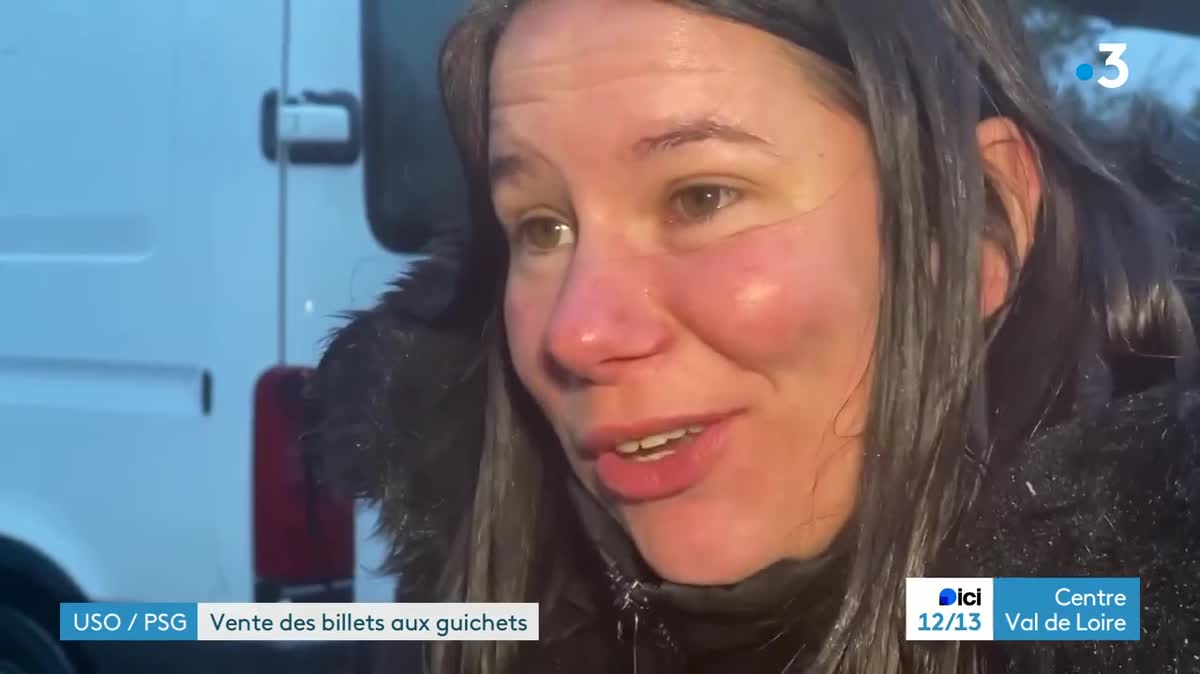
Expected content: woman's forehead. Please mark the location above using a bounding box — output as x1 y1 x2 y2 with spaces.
490 0 809 106
488 1 834 153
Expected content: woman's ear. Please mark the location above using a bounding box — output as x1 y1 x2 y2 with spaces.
977 117 1042 319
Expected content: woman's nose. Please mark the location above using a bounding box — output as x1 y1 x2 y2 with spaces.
542 252 671 385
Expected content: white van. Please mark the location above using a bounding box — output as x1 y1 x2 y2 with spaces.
0 1 466 671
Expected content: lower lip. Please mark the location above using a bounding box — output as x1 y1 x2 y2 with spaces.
593 418 733 502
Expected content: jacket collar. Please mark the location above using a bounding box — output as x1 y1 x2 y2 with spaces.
563 478 851 659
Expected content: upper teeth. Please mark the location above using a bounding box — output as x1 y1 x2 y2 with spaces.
615 425 705 454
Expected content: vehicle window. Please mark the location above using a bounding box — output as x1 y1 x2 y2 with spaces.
360 1 469 253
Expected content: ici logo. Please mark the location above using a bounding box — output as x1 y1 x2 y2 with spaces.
938 587 982 606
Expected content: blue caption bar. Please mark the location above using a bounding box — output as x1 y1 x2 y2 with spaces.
993 578 1140 641
60 603 198 641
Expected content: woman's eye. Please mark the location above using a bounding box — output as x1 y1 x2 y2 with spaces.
670 184 741 222
515 217 576 251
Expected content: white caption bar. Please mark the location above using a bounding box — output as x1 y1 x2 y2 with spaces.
195 603 539 641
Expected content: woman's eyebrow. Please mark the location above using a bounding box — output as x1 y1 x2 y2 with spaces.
490 154 528 191
488 117 778 190
632 117 778 158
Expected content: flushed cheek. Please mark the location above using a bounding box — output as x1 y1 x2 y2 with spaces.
660 222 879 371
504 280 556 396
640 220 876 559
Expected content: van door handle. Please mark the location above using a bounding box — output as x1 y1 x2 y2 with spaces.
260 89 362 165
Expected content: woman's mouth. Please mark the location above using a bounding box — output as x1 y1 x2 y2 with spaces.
614 424 706 462
585 414 737 502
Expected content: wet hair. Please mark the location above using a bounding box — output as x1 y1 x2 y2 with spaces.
310 1 1200 673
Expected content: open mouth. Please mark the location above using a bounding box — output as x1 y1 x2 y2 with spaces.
613 424 706 462
585 413 738 502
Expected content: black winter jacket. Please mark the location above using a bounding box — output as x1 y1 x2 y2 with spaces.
310 245 1200 673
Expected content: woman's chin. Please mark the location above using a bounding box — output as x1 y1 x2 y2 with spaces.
639 541 771 586
624 514 777 587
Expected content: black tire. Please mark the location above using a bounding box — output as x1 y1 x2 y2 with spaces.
0 606 75 674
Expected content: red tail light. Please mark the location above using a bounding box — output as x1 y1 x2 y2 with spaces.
253 366 353 597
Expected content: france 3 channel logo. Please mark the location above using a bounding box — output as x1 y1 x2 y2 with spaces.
1074 43 1129 89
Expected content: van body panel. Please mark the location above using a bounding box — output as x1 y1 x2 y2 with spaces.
0 0 285 602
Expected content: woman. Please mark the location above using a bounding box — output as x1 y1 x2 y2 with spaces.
311 0 1200 672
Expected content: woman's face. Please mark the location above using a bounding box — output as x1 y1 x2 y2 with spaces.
491 0 881 585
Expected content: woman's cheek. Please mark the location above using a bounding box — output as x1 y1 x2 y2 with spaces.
662 224 873 366
504 279 551 387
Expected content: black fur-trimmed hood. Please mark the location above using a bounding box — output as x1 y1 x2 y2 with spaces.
947 385 1200 673
307 237 490 597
